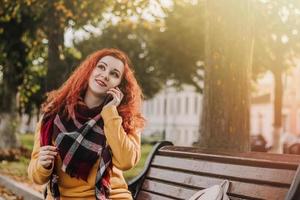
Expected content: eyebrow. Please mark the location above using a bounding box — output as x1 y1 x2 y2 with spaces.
112 69 121 75
99 61 107 66
99 61 121 74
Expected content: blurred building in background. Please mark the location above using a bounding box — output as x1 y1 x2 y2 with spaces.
142 84 202 146
250 73 274 149
143 65 300 148
251 65 300 151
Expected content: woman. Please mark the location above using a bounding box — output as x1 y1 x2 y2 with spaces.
28 48 145 200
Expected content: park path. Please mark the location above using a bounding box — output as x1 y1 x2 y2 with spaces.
0 174 42 200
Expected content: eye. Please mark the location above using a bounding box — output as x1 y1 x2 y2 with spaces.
111 71 120 78
97 64 106 71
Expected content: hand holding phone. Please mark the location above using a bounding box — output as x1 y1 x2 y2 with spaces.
103 87 124 108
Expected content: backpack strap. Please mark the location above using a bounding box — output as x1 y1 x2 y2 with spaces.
220 180 230 200
220 180 230 192
188 180 231 200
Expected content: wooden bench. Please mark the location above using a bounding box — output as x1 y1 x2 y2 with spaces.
128 141 300 200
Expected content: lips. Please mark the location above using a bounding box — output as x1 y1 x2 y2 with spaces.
95 79 107 87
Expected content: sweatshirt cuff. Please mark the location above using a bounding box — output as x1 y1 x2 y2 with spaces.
101 106 120 121
36 161 54 176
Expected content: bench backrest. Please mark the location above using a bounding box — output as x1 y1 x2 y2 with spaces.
136 144 300 200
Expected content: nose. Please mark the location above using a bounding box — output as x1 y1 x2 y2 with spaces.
103 75 109 81
102 71 109 81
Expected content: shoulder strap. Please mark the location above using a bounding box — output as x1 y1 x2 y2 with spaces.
220 180 230 200
188 180 231 200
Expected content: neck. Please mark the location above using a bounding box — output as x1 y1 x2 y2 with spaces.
84 90 105 109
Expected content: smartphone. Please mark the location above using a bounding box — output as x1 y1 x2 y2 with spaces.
103 93 113 105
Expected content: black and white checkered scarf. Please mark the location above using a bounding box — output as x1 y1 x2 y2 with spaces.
42 103 112 200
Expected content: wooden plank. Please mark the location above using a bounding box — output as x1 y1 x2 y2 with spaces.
146 167 289 200
141 179 268 200
159 146 300 168
141 179 196 200
151 155 295 185
229 197 246 200
137 191 177 200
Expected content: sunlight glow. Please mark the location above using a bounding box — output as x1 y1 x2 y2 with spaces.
281 35 289 44
279 6 289 23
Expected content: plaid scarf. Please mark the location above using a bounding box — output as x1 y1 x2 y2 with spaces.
41 102 112 200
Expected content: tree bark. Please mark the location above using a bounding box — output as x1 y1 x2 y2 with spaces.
0 113 20 148
197 0 254 152
271 67 283 152
0 18 29 149
44 2 67 92
0 81 19 148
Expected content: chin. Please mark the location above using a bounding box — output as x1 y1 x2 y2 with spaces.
89 86 106 96
94 90 106 97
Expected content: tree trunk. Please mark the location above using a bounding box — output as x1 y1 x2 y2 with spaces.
0 113 20 148
197 0 254 152
44 2 67 92
0 19 27 149
0 81 19 148
271 67 283 153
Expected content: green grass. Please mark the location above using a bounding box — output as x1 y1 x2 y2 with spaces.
124 144 153 181
0 134 33 180
0 156 30 180
18 133 34 150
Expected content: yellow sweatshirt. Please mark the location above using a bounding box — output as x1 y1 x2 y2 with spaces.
28 106 141 200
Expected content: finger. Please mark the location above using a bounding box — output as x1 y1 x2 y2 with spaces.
115 87 121 92
40 148 57 154
119 92 124 99
41 145 57 151
41 145 56 150
40 160 53 167
116 87 124 95
109 88 123 99
111 87 119 92
115 87 124 98
39 150 57 159
110 87 122 94
107 88 119 96
40 155 56 161
40 151 58 156
107 90 118 99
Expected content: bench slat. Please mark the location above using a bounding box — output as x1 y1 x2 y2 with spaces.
138 191 177 200
152 155 295 185
146 167 289 200
141 179 196 200
159 146 300 168
141 179 270 200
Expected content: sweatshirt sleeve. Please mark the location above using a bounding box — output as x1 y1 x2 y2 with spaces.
27 120 54 184
101 106 141 171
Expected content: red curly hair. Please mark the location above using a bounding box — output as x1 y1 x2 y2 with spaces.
42 48 145 135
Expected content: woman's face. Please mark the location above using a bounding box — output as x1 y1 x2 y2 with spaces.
87 55 125 97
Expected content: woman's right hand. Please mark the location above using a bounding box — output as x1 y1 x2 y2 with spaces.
38 145 58 169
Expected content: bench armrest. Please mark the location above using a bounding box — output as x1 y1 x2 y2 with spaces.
285 164 300 200
128 140 173 199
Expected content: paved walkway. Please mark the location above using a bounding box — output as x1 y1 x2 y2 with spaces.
0 174 42 200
